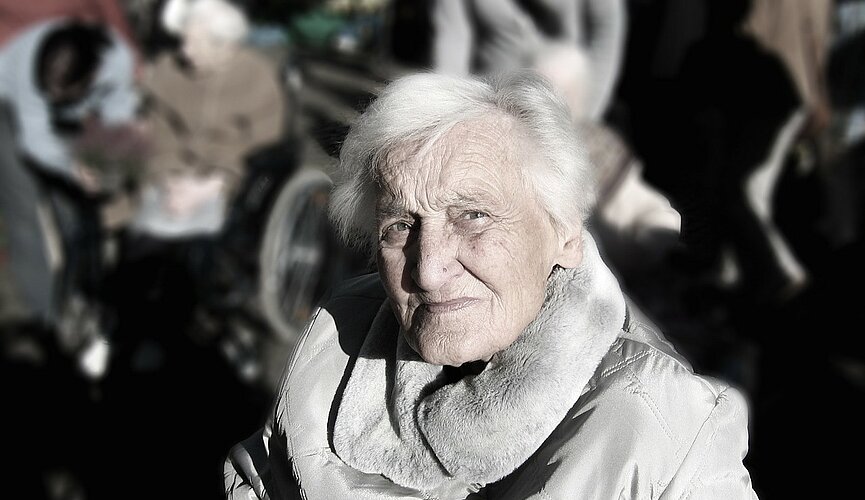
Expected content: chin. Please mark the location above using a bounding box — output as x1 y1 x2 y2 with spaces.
421 353 477 367
411 331 496 367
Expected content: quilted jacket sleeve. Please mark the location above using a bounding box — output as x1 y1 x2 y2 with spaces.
659 386 759 499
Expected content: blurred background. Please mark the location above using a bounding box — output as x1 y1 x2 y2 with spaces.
1 0 863 498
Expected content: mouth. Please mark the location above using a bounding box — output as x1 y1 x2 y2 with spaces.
422 298 481 314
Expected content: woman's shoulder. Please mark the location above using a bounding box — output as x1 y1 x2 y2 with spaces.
283 272 387 370
268 273 389 450
571 305 753 469
506 312 755 497
590 308 748 434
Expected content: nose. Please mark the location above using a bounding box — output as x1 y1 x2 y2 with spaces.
410 225 463 292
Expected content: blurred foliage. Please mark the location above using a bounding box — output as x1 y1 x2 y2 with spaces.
243 0 389 54
244 0 389 23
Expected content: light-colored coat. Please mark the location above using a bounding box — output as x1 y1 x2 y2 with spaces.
130 46 285 236
140 46 285 197
224 236 759 499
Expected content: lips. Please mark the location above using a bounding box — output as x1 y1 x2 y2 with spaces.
422 298 480 313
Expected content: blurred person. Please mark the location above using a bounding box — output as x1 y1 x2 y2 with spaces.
742 0 836 268
115 0 286 313
669 0 805 305
129 0 285 241
0 17 139 500
108 0 287 378
428 0 679 276
430 0 626 122
95 3 288 495
0 18 139 339
224 70 760 499
745 0 834 140
529 34 682 267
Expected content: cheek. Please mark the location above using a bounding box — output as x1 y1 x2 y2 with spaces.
377 249 414 316
377 250 403 287
471 232 552 311
468 231 549 282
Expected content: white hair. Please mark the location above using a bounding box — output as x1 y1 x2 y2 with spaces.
168 0 249 43
160 0 190 36
329 70 596 255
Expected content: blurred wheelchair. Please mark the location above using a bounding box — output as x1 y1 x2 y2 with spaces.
183 139 356 390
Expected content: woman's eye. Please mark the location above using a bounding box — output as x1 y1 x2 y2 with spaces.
381 221 411 241
463 211 488 221
389 221 411 232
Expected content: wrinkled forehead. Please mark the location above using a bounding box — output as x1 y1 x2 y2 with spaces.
376 112 534 186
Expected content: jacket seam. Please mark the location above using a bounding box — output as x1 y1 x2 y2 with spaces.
680 391 738 500
627 320 698 374
627 323 724 398
624 359 680 455
601 348 653 378
623 361 684 497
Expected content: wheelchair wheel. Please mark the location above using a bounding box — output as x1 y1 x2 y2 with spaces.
258 167 333 344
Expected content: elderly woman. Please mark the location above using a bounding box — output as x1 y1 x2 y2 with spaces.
224 71 759 499
131 0 285 237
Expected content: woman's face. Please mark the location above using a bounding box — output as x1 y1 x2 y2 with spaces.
376 116 578 366
181 19 231 72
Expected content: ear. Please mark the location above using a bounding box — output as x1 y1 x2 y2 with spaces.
555 226 583 269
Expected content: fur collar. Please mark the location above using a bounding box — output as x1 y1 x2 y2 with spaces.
332 234 626 494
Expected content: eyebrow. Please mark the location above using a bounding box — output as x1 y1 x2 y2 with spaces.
451 192 491 208
376 201 408 220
